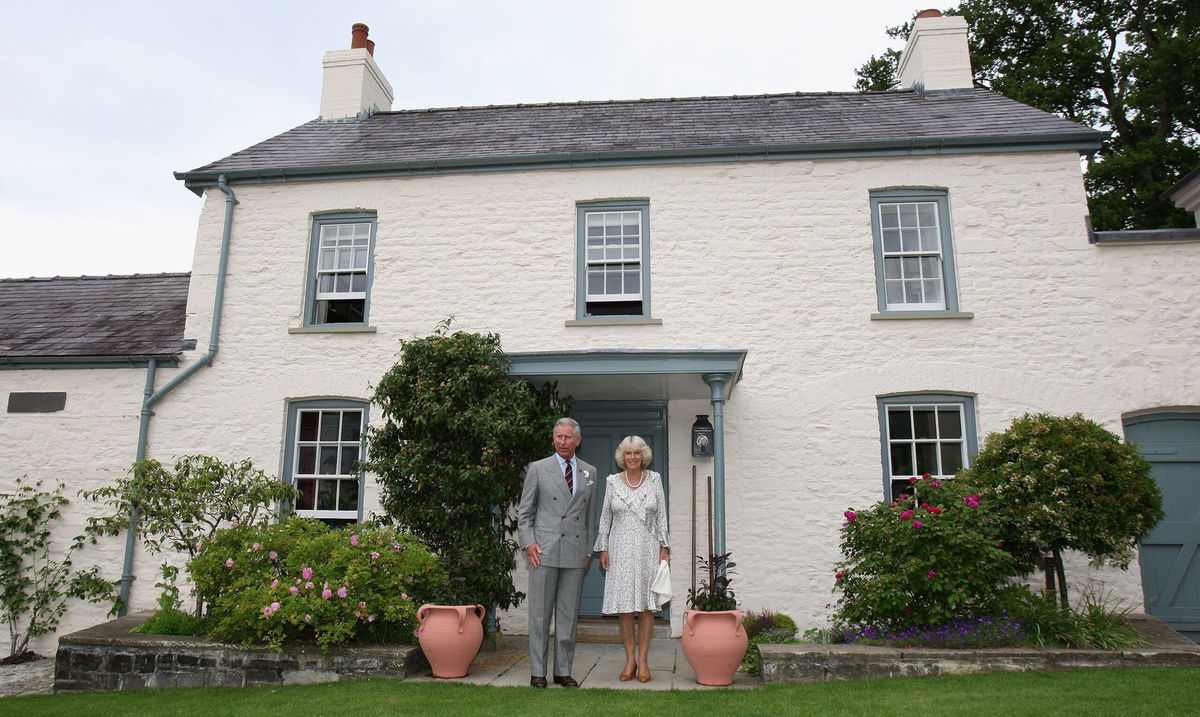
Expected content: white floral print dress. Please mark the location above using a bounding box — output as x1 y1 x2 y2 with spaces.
592 471 669 614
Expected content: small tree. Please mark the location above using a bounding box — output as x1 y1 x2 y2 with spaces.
361 321 570 617
1 479 118 659
958 413 1163 607
84 455 296 614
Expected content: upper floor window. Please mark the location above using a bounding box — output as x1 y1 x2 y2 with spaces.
283 399 367 526
878 393 977 501
576 201 651 319
869 190 959 313
307 213 376 326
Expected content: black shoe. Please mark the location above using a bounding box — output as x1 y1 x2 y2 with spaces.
553 675 579 687
530 676 548 688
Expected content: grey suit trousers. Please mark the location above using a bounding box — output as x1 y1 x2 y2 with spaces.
527 563 586 678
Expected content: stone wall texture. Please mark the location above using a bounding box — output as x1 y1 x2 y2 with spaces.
4 148 1198 653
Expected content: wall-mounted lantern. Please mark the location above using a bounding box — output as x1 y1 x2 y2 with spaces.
691 414 714 457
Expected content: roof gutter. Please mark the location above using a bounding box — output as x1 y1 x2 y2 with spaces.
117 175 237 615
176 132 1107 194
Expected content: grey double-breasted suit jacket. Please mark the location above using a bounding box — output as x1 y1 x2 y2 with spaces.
517 455 598 568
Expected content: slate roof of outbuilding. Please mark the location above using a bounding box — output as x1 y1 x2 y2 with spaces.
0 274 190 359
177 88 1103 188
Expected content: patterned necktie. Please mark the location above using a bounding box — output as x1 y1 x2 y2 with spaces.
564 461 574 494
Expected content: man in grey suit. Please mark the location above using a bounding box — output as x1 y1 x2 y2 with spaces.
517 417 597 688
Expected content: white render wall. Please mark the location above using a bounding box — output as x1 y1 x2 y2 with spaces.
8 147 1198 650
0 367 151 655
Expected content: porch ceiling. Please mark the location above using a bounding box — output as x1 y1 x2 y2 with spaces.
506 348 747 401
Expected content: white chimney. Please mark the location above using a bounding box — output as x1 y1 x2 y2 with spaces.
319 23 394 120
897 10 975 95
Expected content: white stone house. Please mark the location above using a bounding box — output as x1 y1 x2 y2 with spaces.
3 13 1199 654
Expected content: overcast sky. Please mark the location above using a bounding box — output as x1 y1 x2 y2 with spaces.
0 0 920 279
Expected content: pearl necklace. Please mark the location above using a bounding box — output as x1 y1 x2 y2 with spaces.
624 470 645 489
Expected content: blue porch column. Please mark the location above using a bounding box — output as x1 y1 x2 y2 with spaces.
702 372 733 556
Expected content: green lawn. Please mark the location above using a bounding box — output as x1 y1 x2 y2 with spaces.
4 667 1198 717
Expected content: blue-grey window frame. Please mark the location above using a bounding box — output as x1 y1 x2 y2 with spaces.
304 212 378 327
877 392 978 501
575 200 652 320
869 189 960 313
282 398 369 523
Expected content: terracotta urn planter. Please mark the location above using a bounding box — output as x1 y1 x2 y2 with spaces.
681 608 748 685
416 603 486 678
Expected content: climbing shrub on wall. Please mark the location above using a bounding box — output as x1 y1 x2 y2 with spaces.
361 320 570 615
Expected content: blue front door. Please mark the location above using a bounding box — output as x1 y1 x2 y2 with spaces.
1126 413 1200 643
570 401 668 618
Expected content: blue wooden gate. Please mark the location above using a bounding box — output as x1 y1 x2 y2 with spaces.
1125 413 1200 643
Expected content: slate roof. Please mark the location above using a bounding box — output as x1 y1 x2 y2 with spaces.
177 88 1103 190
0 274 190 360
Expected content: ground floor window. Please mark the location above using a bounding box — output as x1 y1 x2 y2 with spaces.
284 399 367 525
878 393 977 501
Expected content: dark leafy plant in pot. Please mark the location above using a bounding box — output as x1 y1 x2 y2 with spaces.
687 552 737 612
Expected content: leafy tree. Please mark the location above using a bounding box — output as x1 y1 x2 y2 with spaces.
1 479 118 659
855 1 1200 230
361 321 570 618
84 455 296 613
957 413 1163 607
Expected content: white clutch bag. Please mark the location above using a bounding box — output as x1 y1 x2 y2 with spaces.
651 559 672 608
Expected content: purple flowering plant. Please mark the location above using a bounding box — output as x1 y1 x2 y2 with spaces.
188 516 446 650
833 475 1028 636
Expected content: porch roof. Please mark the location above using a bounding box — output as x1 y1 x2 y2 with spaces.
506 348 746 401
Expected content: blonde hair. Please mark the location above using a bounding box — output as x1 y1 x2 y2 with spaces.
614 435 653 469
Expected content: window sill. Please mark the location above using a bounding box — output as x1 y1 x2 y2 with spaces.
288 325 378 334
565 317 663 327
870 311 974 321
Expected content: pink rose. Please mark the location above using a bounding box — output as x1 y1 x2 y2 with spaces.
262 607 272 616
371 552 380 559
252 543 262 551
270 579 279 589
270 602 280 611
225 558 235 568
322 588 333 599
350 534 359 546
368 616 375 623
269 551 278 560
843 510 857 523
927 506 942 515
899 510 914 520
289 586 299 595
928 570 937 578
912 520 924 528
305 614 312 623
337 587 348 599
964 494 981 508
302 567 313 580
359 601 367 608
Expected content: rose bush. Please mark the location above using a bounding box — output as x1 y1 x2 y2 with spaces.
833 475 1028 633
188 517 445 649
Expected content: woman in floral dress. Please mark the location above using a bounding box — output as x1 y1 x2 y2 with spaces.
593 435 670 682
